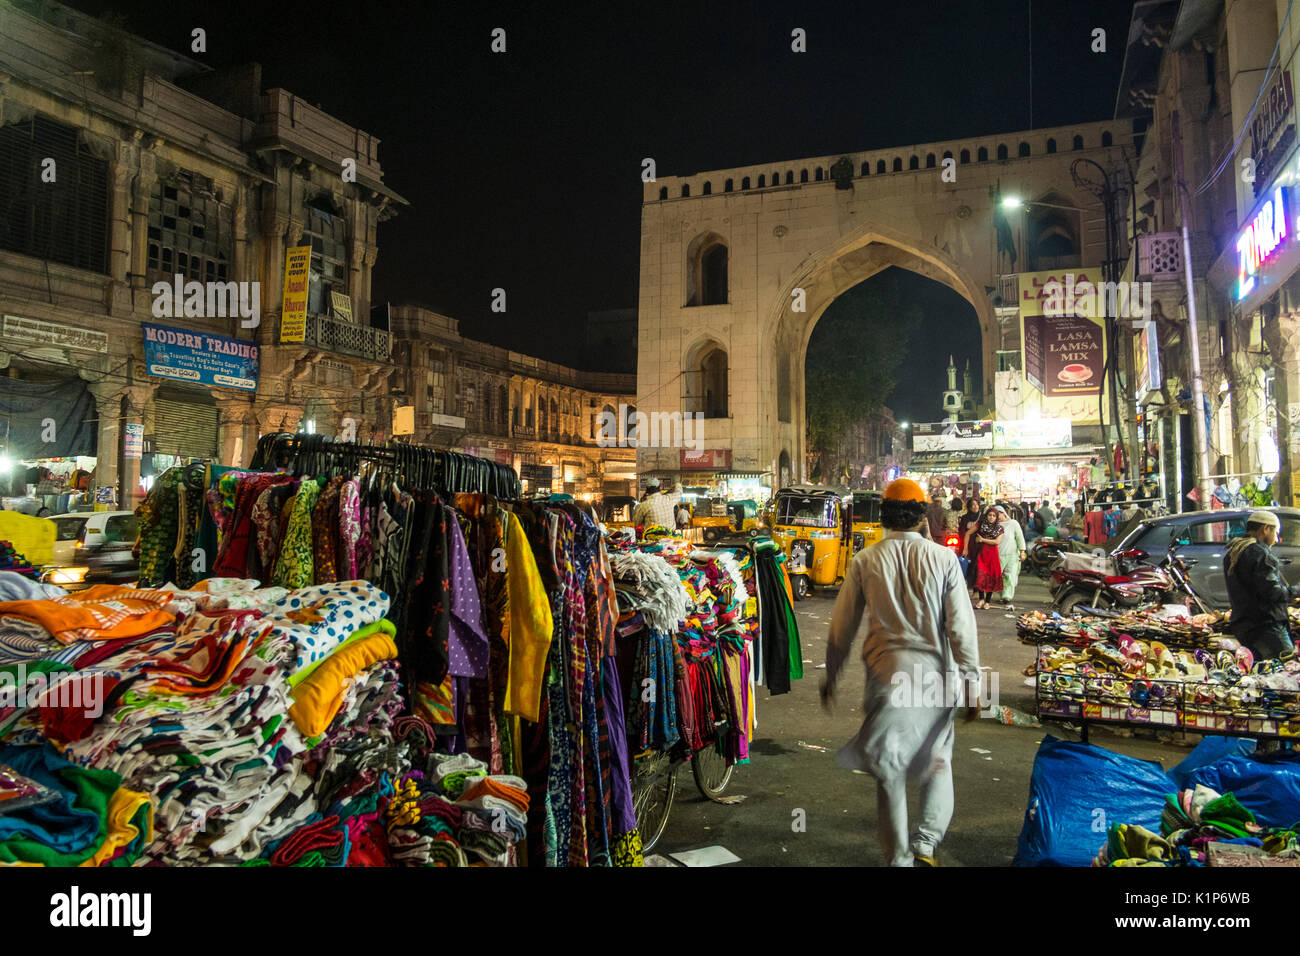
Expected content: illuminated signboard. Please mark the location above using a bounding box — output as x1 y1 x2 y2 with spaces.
1237 186 1291 299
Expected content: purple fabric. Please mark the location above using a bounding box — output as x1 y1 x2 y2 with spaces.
445 511 489 678
601 654 638 834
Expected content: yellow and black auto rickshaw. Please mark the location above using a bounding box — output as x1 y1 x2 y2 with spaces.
602 495 639 538
850 491 884 552
692 496 731 542
769 485 853 600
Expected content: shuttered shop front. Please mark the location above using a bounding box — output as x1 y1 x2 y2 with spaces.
151 393 218 459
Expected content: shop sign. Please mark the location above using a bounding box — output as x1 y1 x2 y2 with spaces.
1018 269 1106 318
142 323 259 391
1236 186 1291 300
991 419 1072 450
681 449 731 470
124 423 144 460
1021 309 1105 412
330 291 353 323
279 245 311 343
429 413 466 429
912 420 992 452
520 464 553 483
1250 70 1295 196
1133 320 1162 400
2 315 108 354
392 405 414 436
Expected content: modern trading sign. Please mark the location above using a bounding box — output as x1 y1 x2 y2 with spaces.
912 420 992 452
1236 186 1291 300
142 323 259 391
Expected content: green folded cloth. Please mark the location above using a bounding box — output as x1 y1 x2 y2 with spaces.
1200 793 1258 840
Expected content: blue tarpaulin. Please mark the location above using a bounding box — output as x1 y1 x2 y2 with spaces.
1014 735 1300 866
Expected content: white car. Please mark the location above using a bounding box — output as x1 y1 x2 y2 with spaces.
46 511 139 589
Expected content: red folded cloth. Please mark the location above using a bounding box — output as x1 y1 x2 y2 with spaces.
271 815 342 866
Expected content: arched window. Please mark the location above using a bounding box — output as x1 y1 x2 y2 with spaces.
1046 138 1057 154
960 149 970 164
511 391 520 427
539 395 548 434
658 187 667 200
926 153 936 168
681 184 690 197
600 404 615 444
1073 135 1084 150
892 158 902 172
757 174 765 188
724 178 734 192
786 170 794 184
589 414 596 440
772 171 779 184
1018 142 1030 157
741 176 750 190
1026 191 1082 270
860 162 869 176
997 144 1008 160
909 155 919 169
525 394 534 429
977 147 988 162
685 341 729 419
702 181 712 195
498 386 508 427
942 150 953 161
1101 130 1113 147
800 169 809 183
877 160 886 174
481 385 492 425
686 232 728 307
549 397 558 435
815 167 823 181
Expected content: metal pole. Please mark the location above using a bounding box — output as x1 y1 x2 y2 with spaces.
1171 110 1215 512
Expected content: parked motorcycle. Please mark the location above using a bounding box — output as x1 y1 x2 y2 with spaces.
1050 545 1208 615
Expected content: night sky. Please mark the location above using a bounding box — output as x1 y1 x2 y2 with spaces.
67 0 1136 418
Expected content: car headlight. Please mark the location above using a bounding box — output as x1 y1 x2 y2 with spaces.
46 566 88 585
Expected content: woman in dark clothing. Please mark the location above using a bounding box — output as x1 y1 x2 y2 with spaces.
958 498 982 590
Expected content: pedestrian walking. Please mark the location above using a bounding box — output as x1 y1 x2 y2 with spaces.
1225 510 1300 660
820 477 981 867
958 498 982 591
996 505 1026 610
927 493 948 544
943 497 962 534
971 506 1004 609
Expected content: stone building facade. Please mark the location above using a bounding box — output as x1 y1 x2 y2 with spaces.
635 117 1134 491
0 0 402 509
388 307 637 497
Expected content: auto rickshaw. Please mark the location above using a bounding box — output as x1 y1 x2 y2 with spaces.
602 495 638 532
727 498 762 534
692 496 732 541
769 485 853 599
850 491 884 552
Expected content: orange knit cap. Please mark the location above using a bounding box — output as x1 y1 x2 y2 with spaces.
883 478 928 504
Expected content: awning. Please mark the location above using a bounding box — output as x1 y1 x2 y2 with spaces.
989 444 1101 462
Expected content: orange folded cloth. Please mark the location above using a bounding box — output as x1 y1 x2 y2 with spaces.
0 586 177 644
459 777 530 813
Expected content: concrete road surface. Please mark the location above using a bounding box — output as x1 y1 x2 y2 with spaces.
651 572 1194 866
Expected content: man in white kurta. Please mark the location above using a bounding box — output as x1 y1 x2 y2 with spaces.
822 478 981 867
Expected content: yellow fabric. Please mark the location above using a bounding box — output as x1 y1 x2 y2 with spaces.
288 619 396 688
288 631 398 737
0 511 56 567
80 787 153 868
502 512 553 722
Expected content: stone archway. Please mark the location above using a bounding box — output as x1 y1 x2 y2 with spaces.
769 220 995 479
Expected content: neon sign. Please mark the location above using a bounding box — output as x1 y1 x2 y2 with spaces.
1237 186 1291 299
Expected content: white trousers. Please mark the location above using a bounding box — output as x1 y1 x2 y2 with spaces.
836 666 958 866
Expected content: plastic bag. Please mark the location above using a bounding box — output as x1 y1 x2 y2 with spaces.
0 763 58 815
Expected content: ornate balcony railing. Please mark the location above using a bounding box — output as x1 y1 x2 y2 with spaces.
277 313 391 361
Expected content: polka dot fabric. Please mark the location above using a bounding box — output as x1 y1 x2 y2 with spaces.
264 580 391 674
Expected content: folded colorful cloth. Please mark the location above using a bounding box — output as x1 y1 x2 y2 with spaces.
271 815 343 866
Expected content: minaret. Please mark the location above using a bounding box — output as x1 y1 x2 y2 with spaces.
963 359 973 397
942 355 962 419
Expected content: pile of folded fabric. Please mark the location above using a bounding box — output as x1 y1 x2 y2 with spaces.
0 571 532 866
0 542 36 578
1093 783 1298 867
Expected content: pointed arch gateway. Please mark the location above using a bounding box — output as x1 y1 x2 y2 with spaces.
769 220 996 478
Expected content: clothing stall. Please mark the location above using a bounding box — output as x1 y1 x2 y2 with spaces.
0 434 796 868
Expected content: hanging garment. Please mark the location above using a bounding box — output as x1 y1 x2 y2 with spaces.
337 480 362 580
272 480 322 590
311 477 345 585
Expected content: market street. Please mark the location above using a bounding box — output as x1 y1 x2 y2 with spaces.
653 575 1179 867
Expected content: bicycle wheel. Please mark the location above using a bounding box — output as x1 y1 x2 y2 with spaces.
632 757 677 853
691 742 734 802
